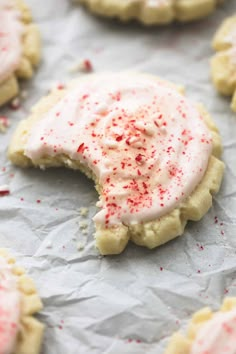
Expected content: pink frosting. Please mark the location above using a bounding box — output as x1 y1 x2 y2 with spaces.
0 0 23 82
191 309 236 354
0 257 20 354
25 73 212 226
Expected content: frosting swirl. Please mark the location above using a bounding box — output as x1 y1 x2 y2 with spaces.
0 0 23 82
0 257 20 354
25 74 212 226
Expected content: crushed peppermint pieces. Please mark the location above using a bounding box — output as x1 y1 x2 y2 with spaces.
69 59 93 73
50 82 65 92
0 184 10 196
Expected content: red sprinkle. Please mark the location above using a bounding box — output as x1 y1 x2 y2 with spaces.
0 190 10 197
116 135 123 142
135 154 145 164
0 116 9 128
77 143 85 154
57 84 65 90
82 59 93 72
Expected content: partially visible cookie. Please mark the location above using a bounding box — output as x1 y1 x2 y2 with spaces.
0 0 41 107
0 248 44 354
78 0 225 25
211 14 236 111
165 297 236 354
8 73 224 255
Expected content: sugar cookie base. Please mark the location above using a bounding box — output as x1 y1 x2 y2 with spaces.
0 249 44 354
78 0 225 25
0 0 41 107
8 74 224 255
164 297 236 354
211 15 236 111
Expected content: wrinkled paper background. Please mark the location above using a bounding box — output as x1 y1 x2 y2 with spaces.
1 1 236 353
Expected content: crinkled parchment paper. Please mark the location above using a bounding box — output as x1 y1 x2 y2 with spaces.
1 1 236 353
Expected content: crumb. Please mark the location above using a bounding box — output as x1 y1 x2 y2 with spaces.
96 200 102 207
9 97 21 110
77 242 84 251
79 207 89 217
20 90 28 99
82 229 88 235
79 221 88 230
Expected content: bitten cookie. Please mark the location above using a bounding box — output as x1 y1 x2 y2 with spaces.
0 0 41 107
211 14 236 111
0 248 44 354
8 73 224 255
78 0 226 25
165 297 236 354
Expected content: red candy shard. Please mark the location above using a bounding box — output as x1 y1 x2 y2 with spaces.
0 185 10 196
77 143 85 153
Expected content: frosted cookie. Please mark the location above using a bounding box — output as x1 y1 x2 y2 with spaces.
8 73 224 255
0 0 41 107
211 15 236 111
78 0 226 25
0 248 44 354
165 297 236 354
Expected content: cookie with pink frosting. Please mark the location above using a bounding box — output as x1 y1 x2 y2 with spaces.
211 14 236 112
0 248 44 354
8 73 224 255
165 297 236 354
0 0 41 107
78 0 226 25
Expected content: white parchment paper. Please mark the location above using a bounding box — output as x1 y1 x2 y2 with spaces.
1 1 236 353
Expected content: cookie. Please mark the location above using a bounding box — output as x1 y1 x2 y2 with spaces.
8 73 224 255
165 297 236 354
78 0 226 25
0 248 44 354
211 14 236 112
0 0 41 107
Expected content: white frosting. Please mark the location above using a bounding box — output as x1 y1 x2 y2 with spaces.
0 257 20 354
0 0 23 82
25 74 212 226
191 309 236 354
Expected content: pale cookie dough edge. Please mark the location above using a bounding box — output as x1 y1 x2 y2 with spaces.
78 0 225 25
211 14 236 109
